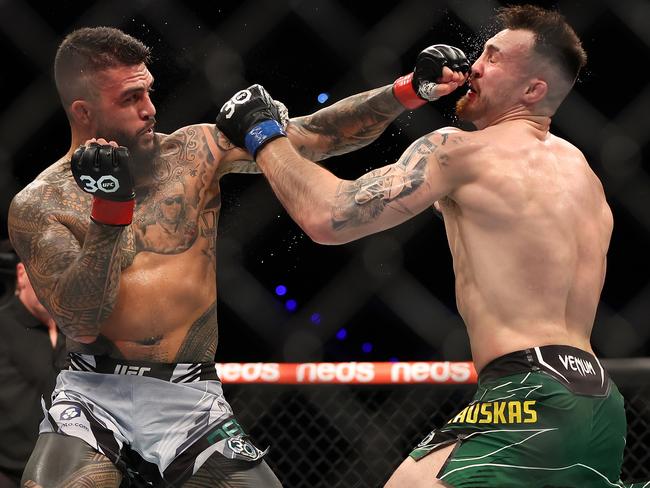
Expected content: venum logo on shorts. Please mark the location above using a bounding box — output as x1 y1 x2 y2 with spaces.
59 406 82 421
227 435 262 461
558 354 596 376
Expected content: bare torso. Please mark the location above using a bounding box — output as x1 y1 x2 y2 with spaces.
10 124 254 362
8 84 456 365
439 121 613 371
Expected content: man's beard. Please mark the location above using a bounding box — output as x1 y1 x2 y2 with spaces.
98 127 161 183
455 93 477 122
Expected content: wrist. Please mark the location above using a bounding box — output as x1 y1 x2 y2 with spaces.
392 73 427 110
90 196 135 226
245 119 287 158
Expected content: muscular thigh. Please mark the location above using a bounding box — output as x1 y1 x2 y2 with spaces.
182 454 282 488
21 433 121 488
384 443 457 488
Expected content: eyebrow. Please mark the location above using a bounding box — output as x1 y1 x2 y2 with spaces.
120 78 155 99
484 43 501 54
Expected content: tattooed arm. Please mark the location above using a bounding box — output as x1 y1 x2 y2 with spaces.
256 129 477 244
8 184 125 343
286 85 405 161
209 126 262 175
212 87 403 168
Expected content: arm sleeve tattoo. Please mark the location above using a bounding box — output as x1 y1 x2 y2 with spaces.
9 186 125 341
331 137 435 231
289 85 404 161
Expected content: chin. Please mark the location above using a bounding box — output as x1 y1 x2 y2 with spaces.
456 98 482 124
135 134 160 157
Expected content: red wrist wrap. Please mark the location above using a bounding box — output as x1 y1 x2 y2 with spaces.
392 73 427 110
91 197 135 226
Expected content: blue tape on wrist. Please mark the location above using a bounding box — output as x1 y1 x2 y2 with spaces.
245 120 286 157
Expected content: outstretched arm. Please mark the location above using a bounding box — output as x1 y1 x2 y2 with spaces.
255 129 472 244
286 44 469 161
286 86 404 161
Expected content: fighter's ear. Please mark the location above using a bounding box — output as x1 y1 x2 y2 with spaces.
523 79 547 105
70 100 92 125
15 262 27 291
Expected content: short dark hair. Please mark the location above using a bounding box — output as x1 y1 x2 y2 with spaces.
496 4 587 83
54 26 151 106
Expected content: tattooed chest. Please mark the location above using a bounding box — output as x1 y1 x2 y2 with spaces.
62 192 220 266
131 193 220 256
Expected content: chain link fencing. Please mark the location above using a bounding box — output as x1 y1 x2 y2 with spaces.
0 0 648 364
222 360 650 487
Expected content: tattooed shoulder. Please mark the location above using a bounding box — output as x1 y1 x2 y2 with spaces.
9 187 56 271
160 124 258 180
423 130 469 168
159 126 205 167
330 137 434 230
9 172 84 249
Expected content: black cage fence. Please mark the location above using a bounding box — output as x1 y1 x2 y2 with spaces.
1 0 649 365
222 359 650 487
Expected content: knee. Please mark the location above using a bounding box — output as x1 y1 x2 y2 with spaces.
384 457 418 488
21 434 121 488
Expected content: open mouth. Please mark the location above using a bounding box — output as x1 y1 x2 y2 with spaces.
139 124 155 136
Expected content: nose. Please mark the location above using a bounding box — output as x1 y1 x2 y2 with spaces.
469 57 483 79
140 92 157 120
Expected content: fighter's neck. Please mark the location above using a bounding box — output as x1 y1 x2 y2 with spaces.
66 130 93 159
477 108 551 132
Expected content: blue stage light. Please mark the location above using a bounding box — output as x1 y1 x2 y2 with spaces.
285 299 297 311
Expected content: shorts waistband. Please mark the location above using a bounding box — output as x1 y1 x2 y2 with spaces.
68 353 220 383
479 345 610 396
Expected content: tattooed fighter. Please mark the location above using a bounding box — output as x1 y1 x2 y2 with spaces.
217 5 630 488
8 27 463 487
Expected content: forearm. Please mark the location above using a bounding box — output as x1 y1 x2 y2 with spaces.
50 223 125 342
287 85 403 161
257 135 440 246
256 138 345 244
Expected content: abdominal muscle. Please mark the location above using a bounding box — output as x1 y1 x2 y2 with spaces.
70 238 217 362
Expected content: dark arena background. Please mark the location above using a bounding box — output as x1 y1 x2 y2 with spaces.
0 0 649 486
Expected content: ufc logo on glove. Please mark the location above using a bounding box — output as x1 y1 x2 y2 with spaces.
78 175 120 193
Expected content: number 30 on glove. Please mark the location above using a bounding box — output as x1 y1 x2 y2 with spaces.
216 84 287 158
71 142 135 226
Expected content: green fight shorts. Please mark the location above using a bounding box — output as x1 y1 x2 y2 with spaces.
410 345 628 487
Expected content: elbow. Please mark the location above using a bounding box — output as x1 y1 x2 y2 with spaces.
300 214 346 245
55 316 104 344
73 334 99 344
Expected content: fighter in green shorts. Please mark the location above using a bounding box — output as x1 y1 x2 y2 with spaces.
410 345 627 487
210 2 643 487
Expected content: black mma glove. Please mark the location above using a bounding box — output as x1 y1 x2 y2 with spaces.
71 142 135 226
216 84 286 158
393 44 470 109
